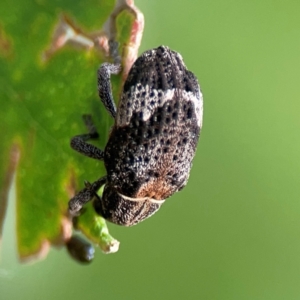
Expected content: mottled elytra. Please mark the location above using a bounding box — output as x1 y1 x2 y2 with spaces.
69 44 203 226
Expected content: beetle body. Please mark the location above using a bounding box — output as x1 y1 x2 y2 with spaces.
69 45 203 226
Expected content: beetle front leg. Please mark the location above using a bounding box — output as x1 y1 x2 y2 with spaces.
69 176 107 216
71 114 104 160
97 41 121 119
97 63 121 118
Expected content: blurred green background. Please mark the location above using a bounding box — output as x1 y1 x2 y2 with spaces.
1 0 300 299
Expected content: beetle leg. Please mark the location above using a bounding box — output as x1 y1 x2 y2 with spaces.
69 176 107 216
108 39 121 65
97 40 121 119
97 62 121 119
70 114 104 160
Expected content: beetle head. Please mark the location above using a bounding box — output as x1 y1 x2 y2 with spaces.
94 183 162 226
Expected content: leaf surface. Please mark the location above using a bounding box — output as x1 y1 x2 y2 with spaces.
0 0 144 262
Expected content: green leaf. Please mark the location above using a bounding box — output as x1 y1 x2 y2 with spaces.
0 0 144 262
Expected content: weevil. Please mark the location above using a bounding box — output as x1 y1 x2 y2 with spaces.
69 43 203 226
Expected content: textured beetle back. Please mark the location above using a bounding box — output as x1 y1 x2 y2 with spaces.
104 46 203 202
117 46 202 127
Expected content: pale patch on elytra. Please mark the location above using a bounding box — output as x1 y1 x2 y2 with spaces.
183 90 203 128
117 87 203 127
